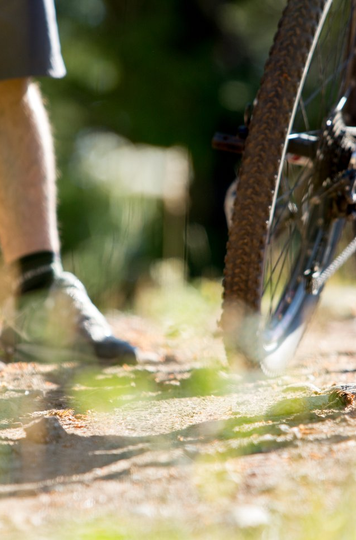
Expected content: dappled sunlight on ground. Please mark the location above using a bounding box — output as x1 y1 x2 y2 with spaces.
1 281 356 539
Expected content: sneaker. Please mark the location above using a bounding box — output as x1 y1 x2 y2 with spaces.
0 272 137 365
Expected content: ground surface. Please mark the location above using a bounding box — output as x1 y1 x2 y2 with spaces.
1 282 356 539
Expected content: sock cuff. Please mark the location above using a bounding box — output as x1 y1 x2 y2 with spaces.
11 251 62 294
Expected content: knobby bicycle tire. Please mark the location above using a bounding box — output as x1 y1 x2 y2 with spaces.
222 0 356 373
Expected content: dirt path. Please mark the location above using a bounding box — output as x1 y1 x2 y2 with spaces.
1 284 356 539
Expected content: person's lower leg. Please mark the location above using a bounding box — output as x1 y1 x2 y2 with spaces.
0 78 59 265
0 78 137 364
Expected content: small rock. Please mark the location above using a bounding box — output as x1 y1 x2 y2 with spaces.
328 384 356 395
133 504 157 518
137 351 161 363
278 424 291 433
24 416 67 444
228 505 270 528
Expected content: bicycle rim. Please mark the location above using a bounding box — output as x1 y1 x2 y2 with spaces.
222 0 356 373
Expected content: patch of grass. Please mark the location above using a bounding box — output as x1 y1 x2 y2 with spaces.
69 368 158 413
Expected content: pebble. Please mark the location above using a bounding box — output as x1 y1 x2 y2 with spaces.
24 416 67 444
328 384 356 395
228 504 270 528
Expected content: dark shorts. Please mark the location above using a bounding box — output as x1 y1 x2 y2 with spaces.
0 0 66 81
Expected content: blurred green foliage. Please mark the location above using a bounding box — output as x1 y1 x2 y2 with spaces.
41 0 286 306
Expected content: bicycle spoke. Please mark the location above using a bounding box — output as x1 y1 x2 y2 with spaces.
262 0 356 332
263 226 299 297
269 228 298 309
299 96 310 132
270 167 314 239
303 56 351 109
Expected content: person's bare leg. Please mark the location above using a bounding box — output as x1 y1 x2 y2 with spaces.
0 77 59 264
0 77 137 364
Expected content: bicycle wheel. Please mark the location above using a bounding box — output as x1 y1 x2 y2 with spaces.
222 0 356 374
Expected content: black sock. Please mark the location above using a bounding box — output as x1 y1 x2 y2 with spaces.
11 251 62 295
